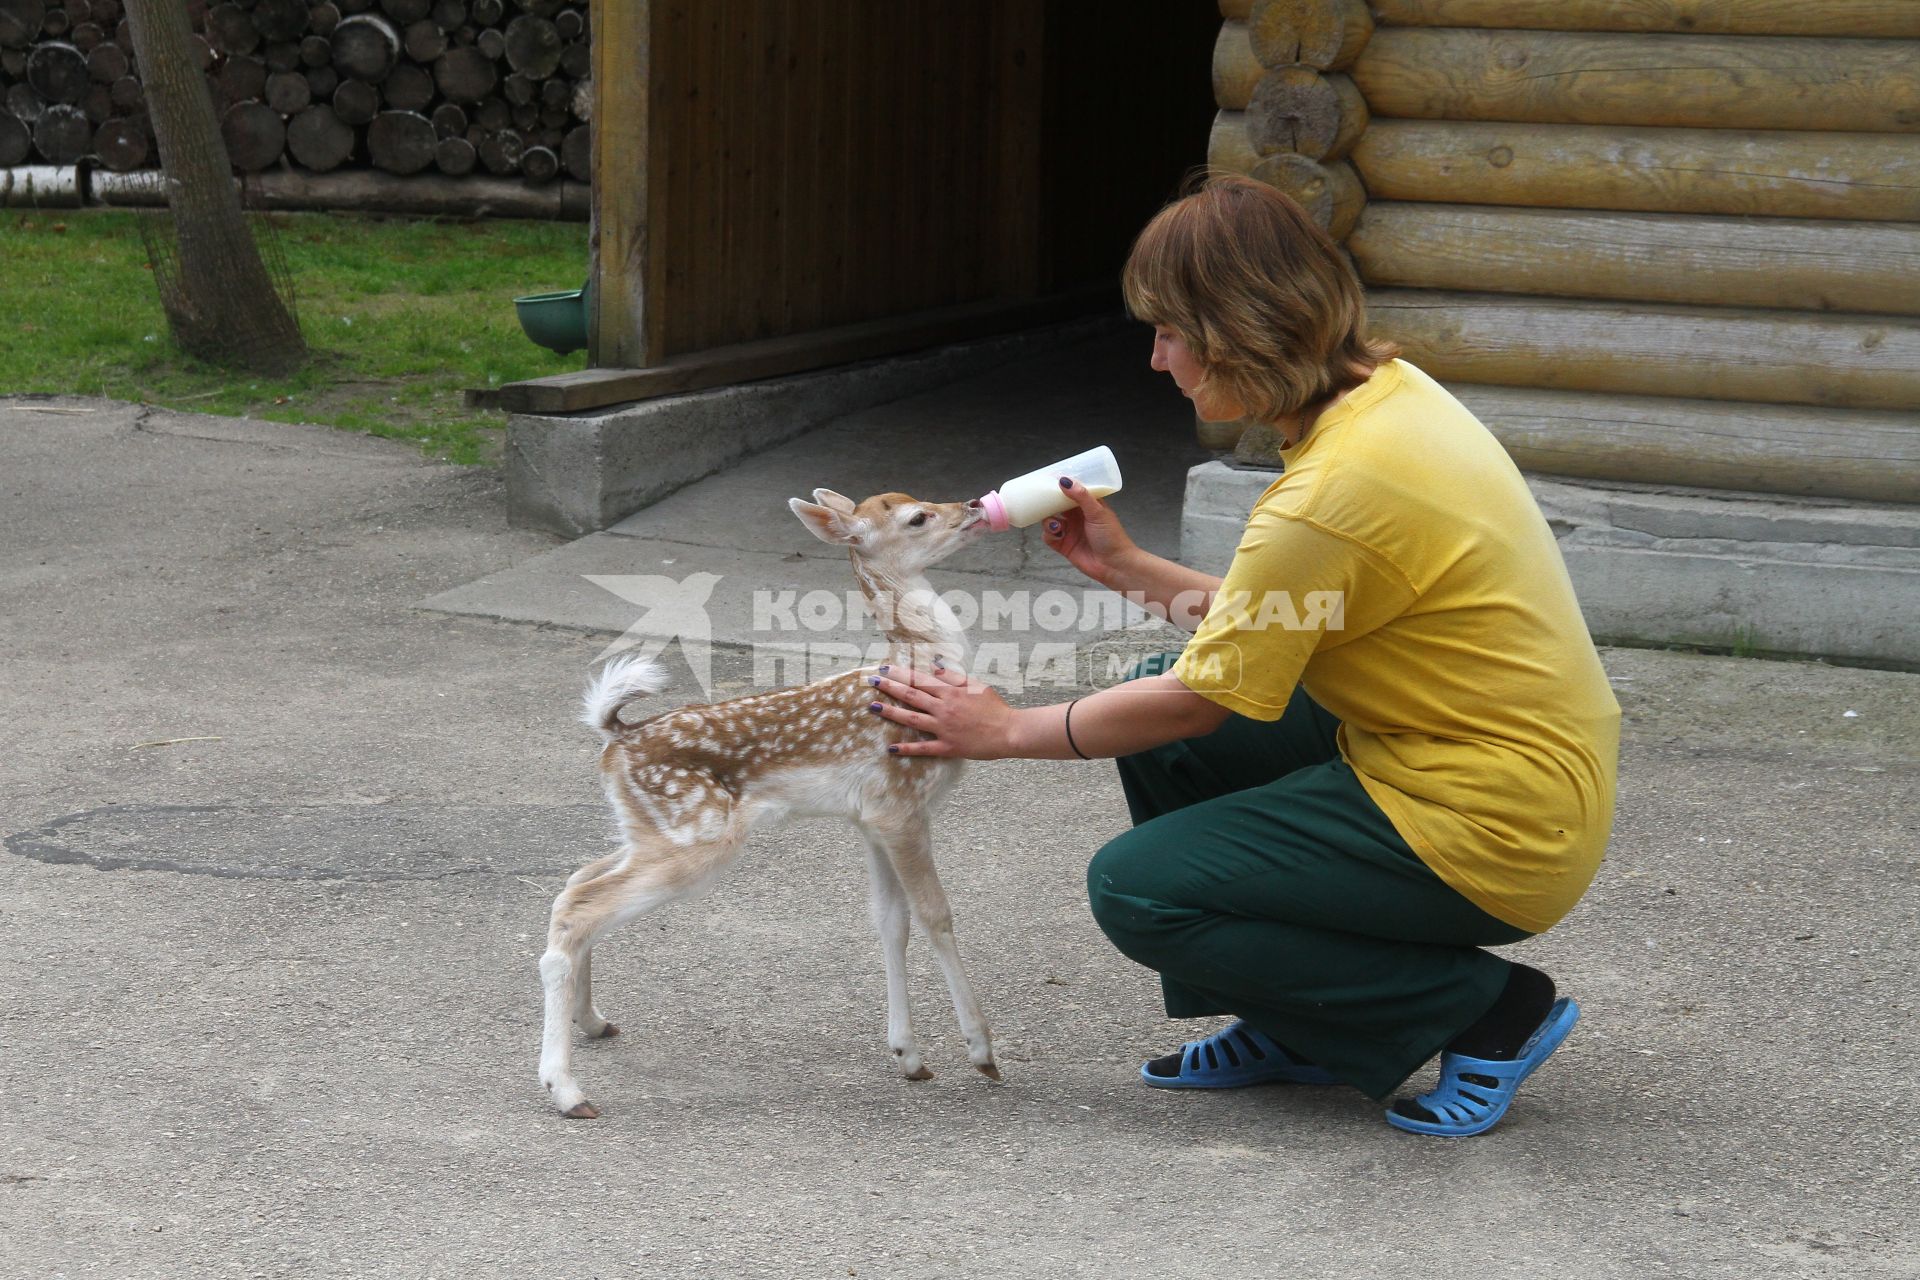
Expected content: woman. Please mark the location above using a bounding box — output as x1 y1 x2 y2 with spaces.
867 174 1619 1137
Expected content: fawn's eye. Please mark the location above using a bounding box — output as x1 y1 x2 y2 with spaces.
908 512 928 528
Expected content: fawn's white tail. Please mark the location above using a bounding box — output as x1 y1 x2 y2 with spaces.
580 653 670 740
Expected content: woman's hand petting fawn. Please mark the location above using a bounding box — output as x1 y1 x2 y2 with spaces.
1043 477 1140 587
866 662 1015 759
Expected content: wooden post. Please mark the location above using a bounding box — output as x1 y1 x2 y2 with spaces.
588 0 655 368
1249 0 1373 70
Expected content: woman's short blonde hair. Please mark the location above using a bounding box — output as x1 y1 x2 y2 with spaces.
1122 172 1397 423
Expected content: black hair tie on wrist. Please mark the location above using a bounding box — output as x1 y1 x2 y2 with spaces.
1063 698 1091 760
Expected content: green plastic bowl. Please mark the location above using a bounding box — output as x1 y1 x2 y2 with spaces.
514 287 588 355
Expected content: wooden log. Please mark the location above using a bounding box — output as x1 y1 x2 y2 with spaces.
1349 205 1920 317
367 106 435 172
555 35 585 78
433 44 495 102
286 100 354 168
432 131 473 173
1352 120 1920 223
1456 385 1920 506
474 23 502 58
26 41 88 104
429 99 463 136
215 53 267 105
220 99 285 170
1248 66 1365 160
537 74 567 109
509 99 536 131
84 38 124 81
1212 20 1258 110
520 141 556 183
31 101 89 161
475 124 520 173
472 91 508 128
1353 29 1920 134
1 46 22 77
534 103 565 131
305 63 337 97
1249 0 1372 71
1250 151 1364 239
503 13 559 76
331 76 379 123
469 0 501 25
0 0 46 49
560 118 586 179
1368 290 1920 412
263 39 302 71
251 0 307 41
109 72 140 108
5 82 40 122
383 59 434 109
0 109 29 164
71 20 103 51
501 69 534 105
80 81 111 124
330 11 398 81
309 2 340 36
299 32 330 65
1207 108 1257 175
205 2 258 54
430 0 466 28
1366 1 1920 39
39 1 66 37
92 113 146 167
264 67 310 113
553 4 580 41
401 16 443 60
379 0 431 22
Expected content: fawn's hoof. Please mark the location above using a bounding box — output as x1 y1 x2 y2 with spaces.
976 1061 1003 1082
593 1022 621 1039
562 1100 601 1119
904 1065 935 1081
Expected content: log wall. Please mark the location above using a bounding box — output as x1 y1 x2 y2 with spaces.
1323 0 1920 503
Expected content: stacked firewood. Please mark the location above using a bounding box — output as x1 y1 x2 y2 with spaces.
0 0 592 184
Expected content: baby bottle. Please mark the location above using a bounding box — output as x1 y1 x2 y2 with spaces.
976 445 1123 532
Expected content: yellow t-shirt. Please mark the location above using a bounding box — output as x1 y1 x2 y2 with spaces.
1172 359 1620 933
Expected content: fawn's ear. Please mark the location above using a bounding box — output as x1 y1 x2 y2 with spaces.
811 488 856 514
790 497 868 547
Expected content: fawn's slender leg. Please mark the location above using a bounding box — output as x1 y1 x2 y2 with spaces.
856 826 930 1080
566 849 627 1039
539 818 740 1118
871 812 999 1080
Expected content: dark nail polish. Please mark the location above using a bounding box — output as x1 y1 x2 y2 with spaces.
887 745 900 755
869 676 881 686
868 702 882 713
1058 476 1072 489
878 665 889 673
1046 520 1061 535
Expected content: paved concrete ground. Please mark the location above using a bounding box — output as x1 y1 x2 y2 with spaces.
2 351 1917 1280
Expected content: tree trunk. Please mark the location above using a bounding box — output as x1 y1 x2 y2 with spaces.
123 0 306 374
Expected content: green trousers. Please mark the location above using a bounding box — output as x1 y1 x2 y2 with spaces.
1086 654 1532 1100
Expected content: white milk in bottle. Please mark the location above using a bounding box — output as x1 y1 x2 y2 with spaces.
977 446 1122 532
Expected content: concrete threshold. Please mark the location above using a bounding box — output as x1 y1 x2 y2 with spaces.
1182 461 1920 668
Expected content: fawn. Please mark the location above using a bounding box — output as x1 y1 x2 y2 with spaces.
537 488 1000 1117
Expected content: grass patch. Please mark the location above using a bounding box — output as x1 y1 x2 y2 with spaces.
1 210 589 464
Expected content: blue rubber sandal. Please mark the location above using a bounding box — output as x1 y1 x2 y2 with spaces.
1385 997 1580 1137
1141 1021 1338 1089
